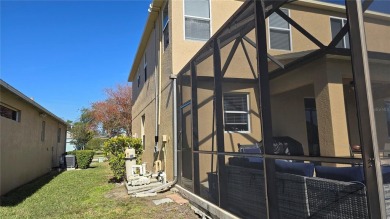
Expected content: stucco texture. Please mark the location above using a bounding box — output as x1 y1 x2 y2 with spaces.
1 89 66 195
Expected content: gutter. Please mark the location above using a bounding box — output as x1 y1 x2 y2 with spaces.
0 79 68 126
136 74 178 195
154 17 160 153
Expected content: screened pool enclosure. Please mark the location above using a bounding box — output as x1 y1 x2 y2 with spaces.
176 0 390 218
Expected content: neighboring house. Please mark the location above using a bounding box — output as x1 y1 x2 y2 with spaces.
66 131 76 152
129 0 389 218
0 80 67 196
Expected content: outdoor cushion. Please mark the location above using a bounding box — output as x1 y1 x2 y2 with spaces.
228 157 263 169
229 157 249 167
275 160 315 177
257 136 304 156
382 166 390 184
315 166 364 183
240 147 261 154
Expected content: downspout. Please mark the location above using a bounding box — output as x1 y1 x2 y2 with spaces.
148 3 161 154
138 74 178 194
154 21 159 153
157 4 167 169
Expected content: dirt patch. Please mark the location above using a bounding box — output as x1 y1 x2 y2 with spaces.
105 185 199 218
104 184 128 200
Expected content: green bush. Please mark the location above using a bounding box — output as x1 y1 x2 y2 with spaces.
66 151 76 155
64 150 94 169
103 136 143 181
74 150 95 169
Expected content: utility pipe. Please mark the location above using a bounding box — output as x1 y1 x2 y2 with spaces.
157 5 163 153
138 74 178 194
154 21 159 153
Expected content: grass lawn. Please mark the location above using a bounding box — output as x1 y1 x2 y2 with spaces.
0 162 197 219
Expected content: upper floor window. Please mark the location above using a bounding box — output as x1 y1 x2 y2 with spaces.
144 54 147 81
184 0 210 41
269 8 291 51
0 104 20 122
162 2 169 50
137 74 141 88
223 93 250 133
330 17 350 49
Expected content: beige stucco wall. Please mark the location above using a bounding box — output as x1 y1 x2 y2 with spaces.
269 57 389 158
131 19 160 177
131 0 245 180
0 89 66 195
171 0 243 76
131 0 390 179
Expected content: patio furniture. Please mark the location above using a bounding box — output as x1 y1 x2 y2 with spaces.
306 177 368 219
221 159 374 219
241 136 304 156
224 161 310 219
350 144 362 158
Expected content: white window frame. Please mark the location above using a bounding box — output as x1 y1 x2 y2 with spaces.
162 1 169 51
0 103 20 122
183 0 212 41
268 8 292 51
223 93 251 134
330 17 349 49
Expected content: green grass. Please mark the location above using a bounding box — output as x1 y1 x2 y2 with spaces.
0 163 196 219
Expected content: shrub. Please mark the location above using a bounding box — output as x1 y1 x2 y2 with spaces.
66 151 76 155
64 150 94 169
74 150 95 169
103 136 143 181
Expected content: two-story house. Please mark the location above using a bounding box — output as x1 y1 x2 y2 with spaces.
129 0 389 218
129 0 243 181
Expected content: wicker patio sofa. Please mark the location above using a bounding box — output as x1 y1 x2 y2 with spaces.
221 158 370 219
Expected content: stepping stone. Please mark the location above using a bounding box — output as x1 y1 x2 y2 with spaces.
152 198 173 205
166 193 189 205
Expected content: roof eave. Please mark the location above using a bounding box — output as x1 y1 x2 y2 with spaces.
0 79 68 126
128 0 164 82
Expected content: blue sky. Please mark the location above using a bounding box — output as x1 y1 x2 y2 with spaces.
1 0 150 122
1 0 388 122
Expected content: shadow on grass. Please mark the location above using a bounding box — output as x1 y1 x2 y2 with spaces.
0 170 63 207
107 177 123 184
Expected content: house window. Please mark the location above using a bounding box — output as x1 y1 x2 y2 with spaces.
41 121 46 141
144 54 147 81
0 104 20 122
269 8 291 51
58 128 61 143
184 0 210 41
223 93 250 132
137 75 140 88
162 2 169 50
330 17 350 49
